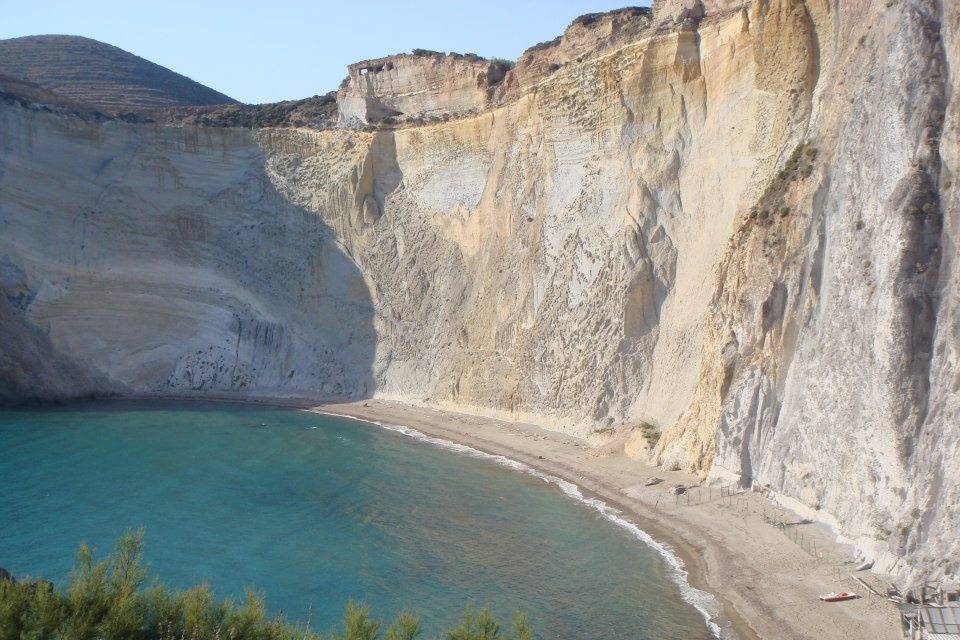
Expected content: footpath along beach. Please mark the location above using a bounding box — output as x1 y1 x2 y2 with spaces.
306 399 902 640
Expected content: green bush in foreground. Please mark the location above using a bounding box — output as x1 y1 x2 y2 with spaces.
0 532 533 640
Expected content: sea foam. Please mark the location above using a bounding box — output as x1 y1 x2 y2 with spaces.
308 409 730 639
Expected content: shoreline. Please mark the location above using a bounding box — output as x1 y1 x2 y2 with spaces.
304 399 901 640
39 394 903 640
309 407 730 639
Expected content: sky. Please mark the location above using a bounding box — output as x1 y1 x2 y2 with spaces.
1 1 649 104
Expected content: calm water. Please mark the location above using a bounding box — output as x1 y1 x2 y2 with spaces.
0 401 712 639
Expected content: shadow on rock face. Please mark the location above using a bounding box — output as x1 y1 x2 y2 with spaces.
0 104 377 403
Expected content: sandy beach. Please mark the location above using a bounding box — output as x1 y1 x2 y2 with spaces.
297 398 903 640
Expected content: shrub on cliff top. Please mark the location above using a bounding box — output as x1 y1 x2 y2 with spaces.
0 532 533 640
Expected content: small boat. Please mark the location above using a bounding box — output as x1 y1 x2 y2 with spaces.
819 592 859 602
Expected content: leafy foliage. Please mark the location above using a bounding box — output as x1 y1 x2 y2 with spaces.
443 607 532 640
0 533 533 640
639 421 660 448
745 140 819 235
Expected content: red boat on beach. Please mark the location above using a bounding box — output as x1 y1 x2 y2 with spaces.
819 592 859 602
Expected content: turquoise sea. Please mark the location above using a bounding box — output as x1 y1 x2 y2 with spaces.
0 401 714 639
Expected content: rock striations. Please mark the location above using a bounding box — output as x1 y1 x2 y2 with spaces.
0 0 957 585
0 35 235 113
337 52 510 126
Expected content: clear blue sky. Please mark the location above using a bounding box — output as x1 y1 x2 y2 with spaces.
1 1 649 104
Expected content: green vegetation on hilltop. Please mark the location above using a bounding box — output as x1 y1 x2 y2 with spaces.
0 532 533 640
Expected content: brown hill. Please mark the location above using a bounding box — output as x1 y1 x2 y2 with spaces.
0 35 235 113
0 72 105 116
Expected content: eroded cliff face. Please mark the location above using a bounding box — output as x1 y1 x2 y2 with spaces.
337 53 508 126
0 0 956 582
654 0 959 581
0 112 377 399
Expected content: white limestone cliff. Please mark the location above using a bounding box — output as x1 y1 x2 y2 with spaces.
337 52 507 126
0 0 956 583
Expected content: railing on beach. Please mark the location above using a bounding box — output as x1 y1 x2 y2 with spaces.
640 479 908 620
652 482 830 560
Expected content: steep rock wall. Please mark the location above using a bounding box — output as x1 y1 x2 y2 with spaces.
655 0 959 581
0 0 957 582
0 108 376 399
267 7 770 436
337 53 507 126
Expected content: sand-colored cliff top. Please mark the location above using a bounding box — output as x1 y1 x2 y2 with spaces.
336 51 510 126
333 2 759 126
0 4 751 129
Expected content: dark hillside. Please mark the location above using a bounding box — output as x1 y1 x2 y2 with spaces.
0 35 235 113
